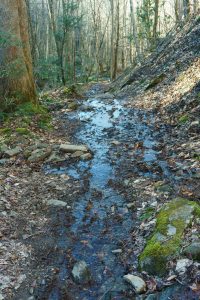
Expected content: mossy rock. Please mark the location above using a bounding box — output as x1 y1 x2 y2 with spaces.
183 241 200 261
145 73 166 90
154 182 173 193
139 198 200 276
139 207 155 221
68 102 79 110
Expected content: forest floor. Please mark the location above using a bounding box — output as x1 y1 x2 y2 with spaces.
0 16 200 300
0 80 200 300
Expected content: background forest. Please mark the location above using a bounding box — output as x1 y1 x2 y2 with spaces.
0 0 199 110
25 0 199 87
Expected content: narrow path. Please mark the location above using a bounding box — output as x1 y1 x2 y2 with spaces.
29 86 196 300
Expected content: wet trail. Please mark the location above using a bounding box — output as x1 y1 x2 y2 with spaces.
35 90 186 300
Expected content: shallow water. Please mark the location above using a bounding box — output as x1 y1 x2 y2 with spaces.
40 97 177 299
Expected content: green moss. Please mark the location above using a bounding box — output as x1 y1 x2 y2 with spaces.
0 128 12 135
156 199 187 234
62 85 77 96
0 112 8 122
139 198 200 275
193 153 200 161
178 114 189 124
15 103 47 116
15 103 52 130
68 102 79 110
193 202 200 217
139 207 155 221
37 115 52 130
16 128 30 135
140 234 182 275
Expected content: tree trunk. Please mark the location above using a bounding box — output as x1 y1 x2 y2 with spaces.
183 0 190 18
48 0 66 85
112 0 120 80
110 0 115 80
153 0 159 42
0 0 37 104
129 0 140 62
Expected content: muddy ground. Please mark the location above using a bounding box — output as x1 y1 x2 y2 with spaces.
0 84 200 300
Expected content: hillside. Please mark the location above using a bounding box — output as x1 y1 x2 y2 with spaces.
111 16 200 118
109 15 200 199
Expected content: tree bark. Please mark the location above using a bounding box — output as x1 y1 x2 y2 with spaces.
129 0 140 62
110 0 115 80
47 0 66 85
0 0 37 104
153 0 159 42
112 0 120 80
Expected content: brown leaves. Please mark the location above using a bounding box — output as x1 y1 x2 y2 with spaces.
190 282 200 292
146 277 157 292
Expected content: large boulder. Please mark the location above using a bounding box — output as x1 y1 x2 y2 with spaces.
139 198 200 276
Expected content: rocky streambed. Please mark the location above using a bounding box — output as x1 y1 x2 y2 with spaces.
9 85 200 300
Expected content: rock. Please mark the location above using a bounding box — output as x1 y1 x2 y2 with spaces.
4 146 22 157
9 211 18 217
127 202 135 209
183 242 200 261
154 182 173 193
81 153 92 160
188 120 200 133
111 140 121 146
28 148 51 162
95 92 114 99
72 260 91 284
175 259 193 274
147 284 194 300
0 159 9 165
71 151 84 158
68 102 78 110
46 152 65 163
192 171 200 179
145 294 157 300
60 144 88 153
100 278 129 300
123 274 146 294
81 105 94 112
0 144 9 153
111 249 122 254
28 143 49 151
167 224 176 236
139 198 200 276
46 199 67 207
